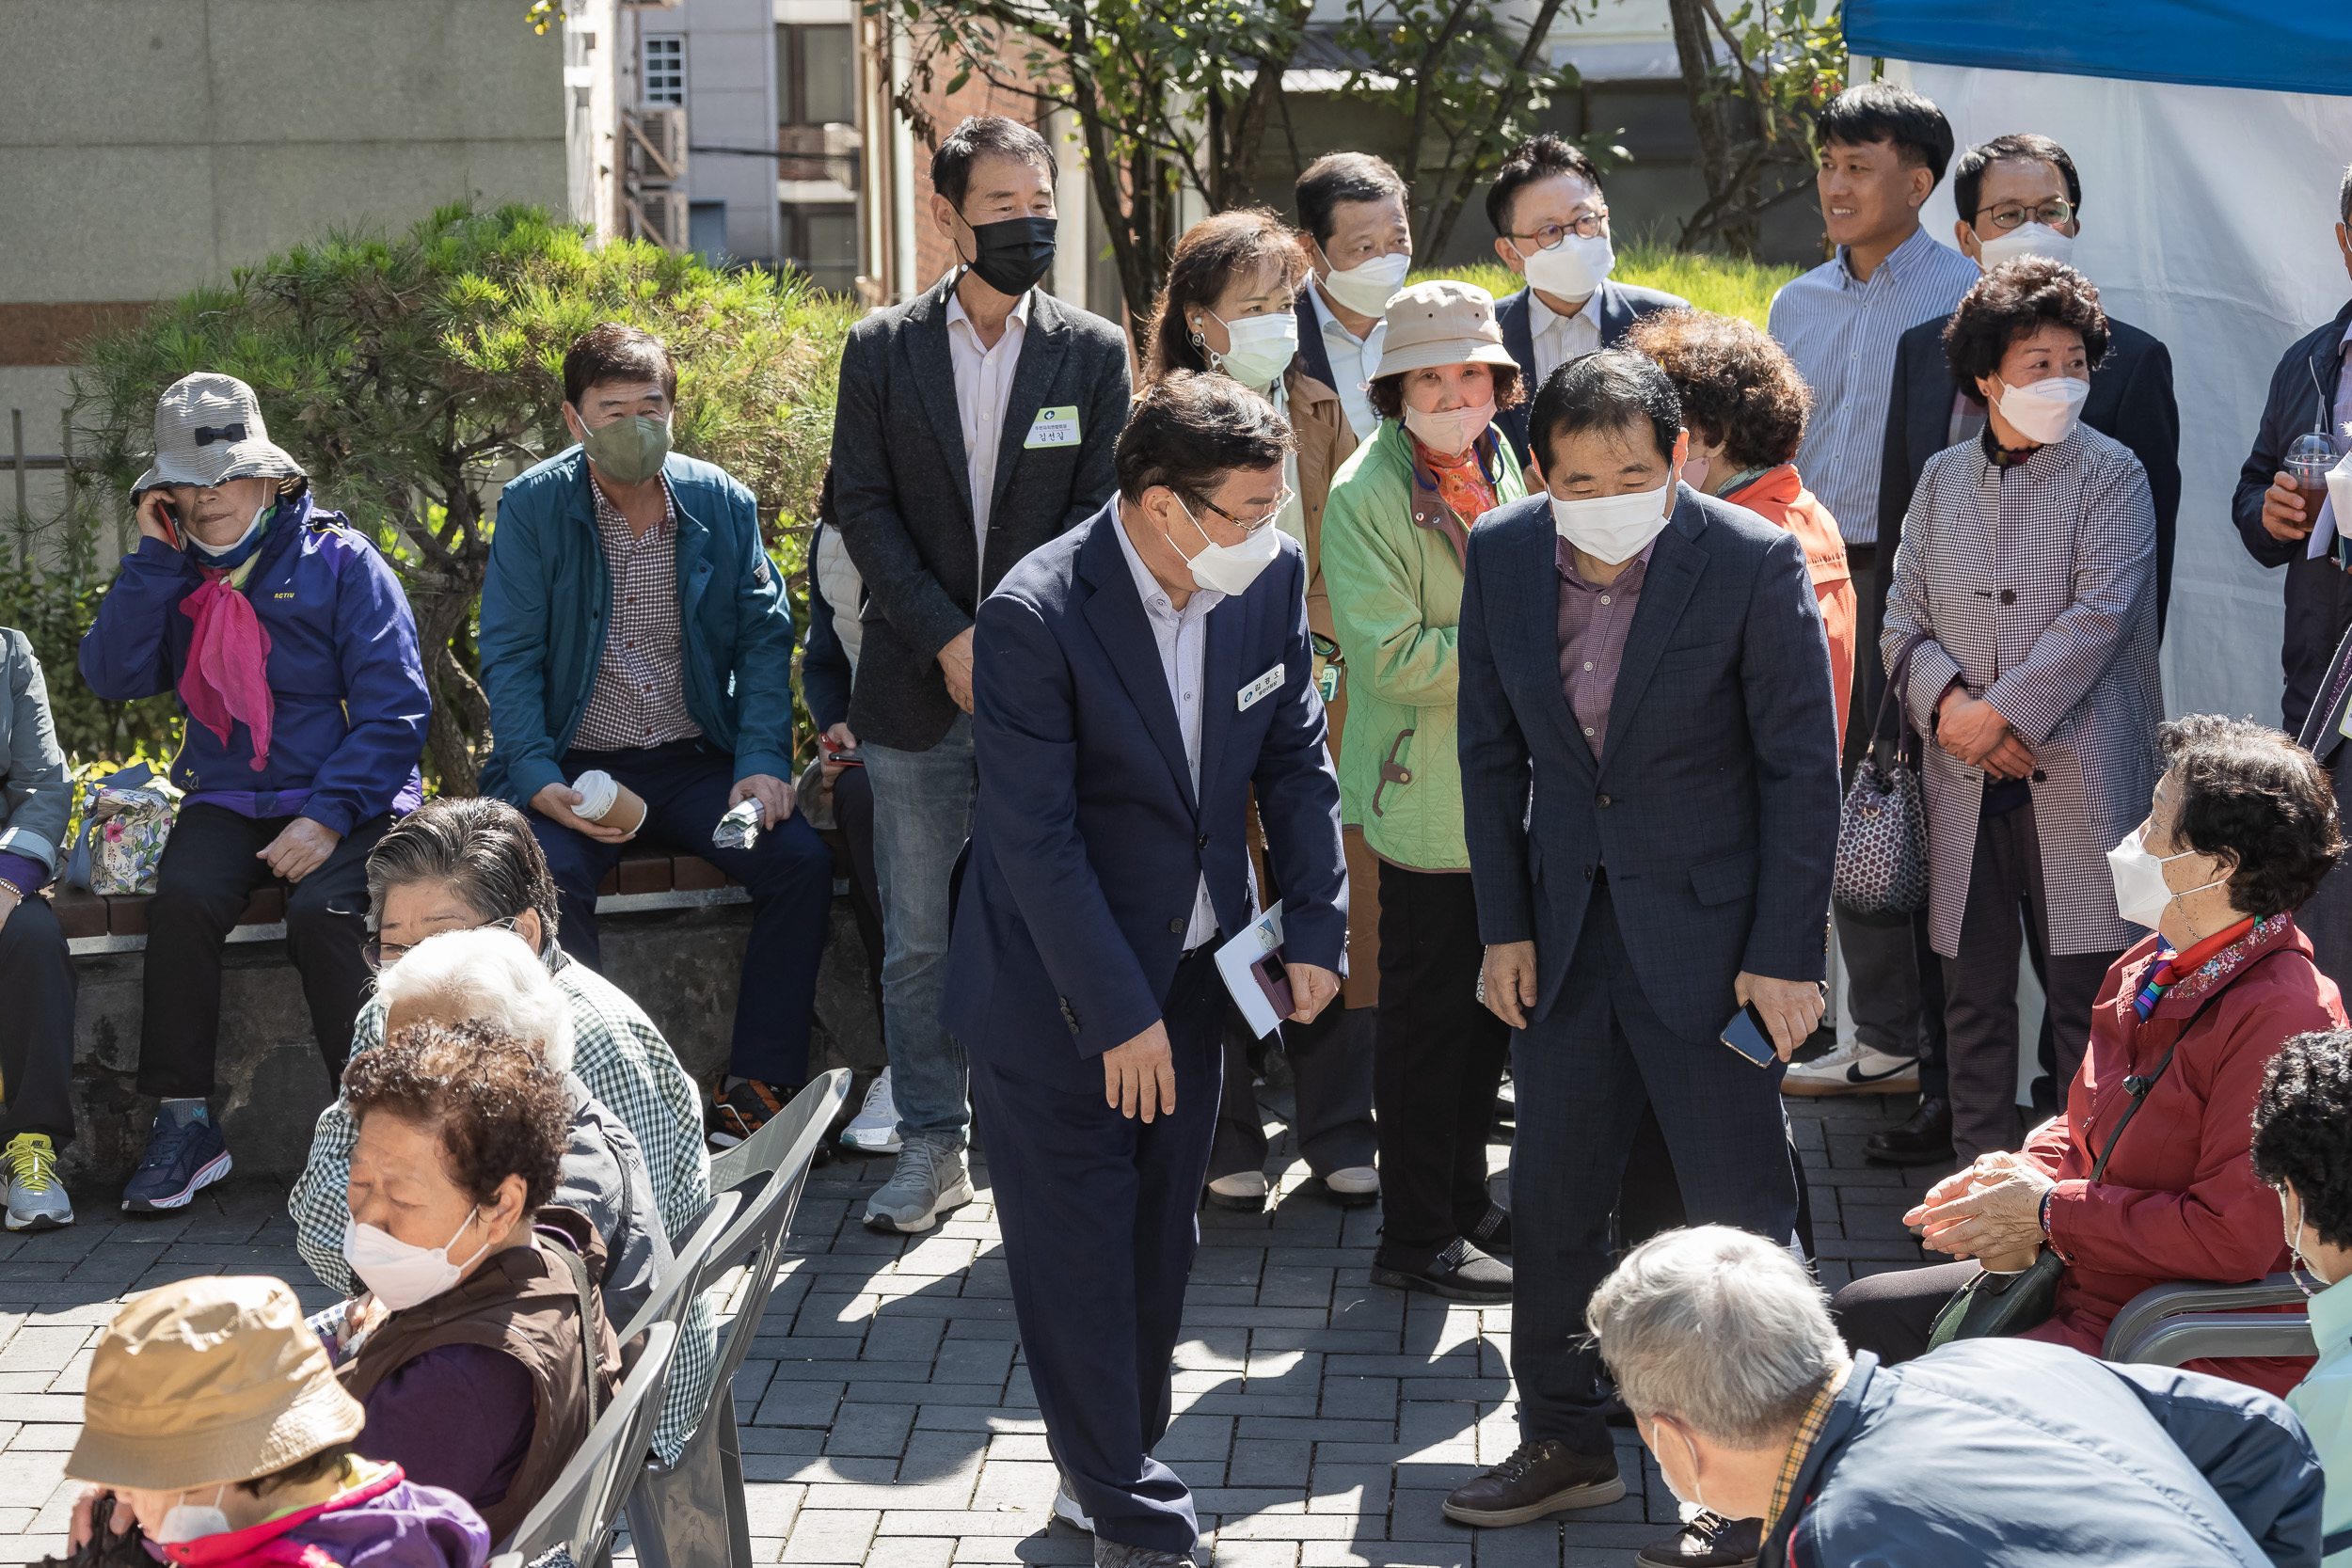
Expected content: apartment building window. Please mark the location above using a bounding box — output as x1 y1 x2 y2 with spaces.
782 205 858 294
776 25 854 127
642 36 685 105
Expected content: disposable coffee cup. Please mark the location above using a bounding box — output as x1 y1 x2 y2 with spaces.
570 769 647 833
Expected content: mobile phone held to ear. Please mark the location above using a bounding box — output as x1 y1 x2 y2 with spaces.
1721 1003 1780 1068
149 494 182 550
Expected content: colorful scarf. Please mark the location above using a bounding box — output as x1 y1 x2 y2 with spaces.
177 507 278 770
1420 440 1498 529
2132 912 2271 1020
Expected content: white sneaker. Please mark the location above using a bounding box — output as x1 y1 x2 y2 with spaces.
1205 1169 1267 1212
840 1069 901 1154
1322 1165 1379 1208
1053 1475 1093 1532
4 1133 74 1232
1781 1039 1920 1097
862 1142 974 1233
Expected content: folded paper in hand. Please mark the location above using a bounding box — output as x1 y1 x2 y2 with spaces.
1216 900 1294 1039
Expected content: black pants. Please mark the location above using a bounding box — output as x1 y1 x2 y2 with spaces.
0 895 78 1147
832 764 885 1033
1373 863 1509 1259
1209 1003 1377 1182
1830 1259 1981 1365
140 804 388 1099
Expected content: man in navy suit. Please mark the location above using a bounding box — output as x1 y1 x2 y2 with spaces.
1442 352 1841 1557
1486 134 1687 474
943 373 1347 1568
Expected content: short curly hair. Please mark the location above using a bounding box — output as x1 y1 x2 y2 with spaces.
342 1019 568 1212
2253 1031 2352 1251
1367 362 1525 424
1943 256 2110 394
1622 309 1808 470
2157 715 2344 919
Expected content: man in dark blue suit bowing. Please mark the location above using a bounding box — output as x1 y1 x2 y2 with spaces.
943 372 1347 1568
1442 352 1841 1557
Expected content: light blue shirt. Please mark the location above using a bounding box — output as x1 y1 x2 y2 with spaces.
1768 224 1980 546
2290 1274 2352 1564
1113 511 1224 949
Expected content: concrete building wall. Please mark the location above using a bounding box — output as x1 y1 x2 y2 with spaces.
668 0 782 263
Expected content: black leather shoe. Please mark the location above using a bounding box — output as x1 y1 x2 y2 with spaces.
1441 1437 1624 1526
1637 1512 1761 1566
1467 1201 1512 1255
1864 1096 1954 1166
1372 1236 1512 1302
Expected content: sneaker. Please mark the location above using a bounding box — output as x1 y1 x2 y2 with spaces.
1093 1544 1194 1568
1052 1471 1093 1532
121 1110 230 1213
1637 1512 1761 1566
3 1133 73 1232
1204 1170 1267 1212
840 1069 902 1155
1441 1437 1624 1527
863 1142 975 1234
1372 1235 1512 1302
1468 1200 1512 1254
708 1079 790 1150
1320 1165 1379 1207
1779 1038 1919 1097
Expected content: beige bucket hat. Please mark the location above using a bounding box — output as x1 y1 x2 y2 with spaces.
132 372 307 497
66 1276 364 1492
1372 280 1519 380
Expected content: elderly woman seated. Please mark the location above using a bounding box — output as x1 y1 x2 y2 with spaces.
331 1021 620 1544
1835 715 2347 1397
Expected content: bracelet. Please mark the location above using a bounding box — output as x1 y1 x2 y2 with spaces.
0 877 23 902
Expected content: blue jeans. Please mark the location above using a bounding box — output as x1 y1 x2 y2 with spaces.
532 738 834 1085
863 712 977 1150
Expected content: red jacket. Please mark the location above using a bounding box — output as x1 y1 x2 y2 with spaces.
2019 913 2344 1396
1724 464 1855 748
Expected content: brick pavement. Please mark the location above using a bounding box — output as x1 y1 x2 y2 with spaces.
0 1088 1955 1567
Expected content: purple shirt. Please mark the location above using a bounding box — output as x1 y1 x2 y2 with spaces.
356 1342 536 1518
0 849 44 895
1556 536 1653 759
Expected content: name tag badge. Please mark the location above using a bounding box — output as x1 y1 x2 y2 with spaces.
1025 405 1081 450
1238 663 1285 712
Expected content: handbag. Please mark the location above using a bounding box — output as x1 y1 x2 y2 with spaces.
1832 640 1929 921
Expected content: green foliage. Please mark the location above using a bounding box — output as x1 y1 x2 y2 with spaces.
1410 243 1803 328
0 514 180 771
1666 0 1844 254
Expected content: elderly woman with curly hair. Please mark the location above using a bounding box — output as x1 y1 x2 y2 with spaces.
1835 715 2346 1397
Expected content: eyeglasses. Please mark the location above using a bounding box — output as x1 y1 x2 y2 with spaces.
1190 485 1295 536
1511 210 1610 251
364 914 519 974
1976 198 2074 231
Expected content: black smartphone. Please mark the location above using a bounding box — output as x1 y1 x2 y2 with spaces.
1721 1003 1779 1068
152 496 182 549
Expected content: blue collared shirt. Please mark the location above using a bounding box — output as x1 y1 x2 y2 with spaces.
2291 1274 2352 1563
1769 225 1981 546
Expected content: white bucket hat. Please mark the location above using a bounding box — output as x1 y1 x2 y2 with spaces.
132 372 307 496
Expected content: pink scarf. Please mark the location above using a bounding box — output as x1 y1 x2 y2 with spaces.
179 568 275 769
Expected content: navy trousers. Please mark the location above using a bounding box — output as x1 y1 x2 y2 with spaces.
971 945 1226 1557
1510 883 1799 1457
532 737 834 1086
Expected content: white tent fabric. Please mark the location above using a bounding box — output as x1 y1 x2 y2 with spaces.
1885 61 2352 727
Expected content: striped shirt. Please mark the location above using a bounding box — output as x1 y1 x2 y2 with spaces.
574 476 703 751
1769 226 1980 546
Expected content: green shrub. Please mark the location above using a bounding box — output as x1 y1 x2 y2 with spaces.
1409 242 1804 328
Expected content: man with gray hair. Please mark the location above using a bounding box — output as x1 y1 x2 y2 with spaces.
1591 1226 2327 1566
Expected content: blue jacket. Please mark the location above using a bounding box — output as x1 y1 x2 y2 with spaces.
1456 486 1840 1039
78 494 428 834
943 500 1346 1059
478 449 795 807
1765 1342 2325 1567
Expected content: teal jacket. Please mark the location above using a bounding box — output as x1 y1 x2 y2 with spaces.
2292 1275 2352 1563
479 448 794 807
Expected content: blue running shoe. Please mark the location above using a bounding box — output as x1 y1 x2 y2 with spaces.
121 1110 231 1213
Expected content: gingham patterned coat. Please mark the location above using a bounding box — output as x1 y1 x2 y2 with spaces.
1882 425 2162 958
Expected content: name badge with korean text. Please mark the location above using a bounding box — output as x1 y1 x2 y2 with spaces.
1238 662 1285 712
1025 405 1081 450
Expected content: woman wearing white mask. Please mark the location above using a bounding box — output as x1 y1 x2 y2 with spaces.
1882 256 2166 1164
1834 715 2345 1398
1320 279 1526 1301
331 1021 620 1543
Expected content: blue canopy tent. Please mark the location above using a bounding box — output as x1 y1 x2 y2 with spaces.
1846 2 2352 98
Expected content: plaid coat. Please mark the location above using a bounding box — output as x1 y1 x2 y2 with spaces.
1883 425 2162 958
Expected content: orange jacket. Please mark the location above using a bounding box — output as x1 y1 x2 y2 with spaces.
1725 464 1855 747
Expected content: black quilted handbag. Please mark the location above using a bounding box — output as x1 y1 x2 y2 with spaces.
1832 639 1929 921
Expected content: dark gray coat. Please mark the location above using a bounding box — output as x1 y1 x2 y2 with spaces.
0 627 71 879
830 277 1131 752
558 1072 672 1331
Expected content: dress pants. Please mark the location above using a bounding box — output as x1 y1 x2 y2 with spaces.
1208 1004 1377 1183
1941 801 2119 1160
1511 883 1797 1457
0 895 78 1147
140 804 388 1098
972 946 1226 1557
533 737 834 1087
1372 864 1510 1259
863 713 978 1150
1830 1259 1982 1366
830 763 886 1032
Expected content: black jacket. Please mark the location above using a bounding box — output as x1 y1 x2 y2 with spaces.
2234 297 2352 732
829 276 1132 752
1493 280 1686 469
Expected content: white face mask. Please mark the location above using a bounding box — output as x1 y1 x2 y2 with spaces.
2106 825 2227 930
1519 231 1614 301
1403 397 1497 457
1992 373 2090 446
1977 222 2076 272
1204 309 1298 389
1550 476 1677 565
1318 251 1410 318
1644 1419 1719 1516
156 1487 230 1545
343 1207 494 1313
188 502 273 565
1170 495 1281 596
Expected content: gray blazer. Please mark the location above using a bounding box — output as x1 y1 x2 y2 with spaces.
560 1071 673 1332
0 627 71 880
830 277 1132 752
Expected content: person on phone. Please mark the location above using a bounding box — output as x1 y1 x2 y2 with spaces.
1445 349 1839 1547
0 626 76 1231
79 372 429 1216
941 372 1344 1568
477 323 833 1147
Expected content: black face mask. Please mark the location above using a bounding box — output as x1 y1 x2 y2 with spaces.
961 214 1057 297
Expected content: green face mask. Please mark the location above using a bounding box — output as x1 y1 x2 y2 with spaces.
580 414 673 485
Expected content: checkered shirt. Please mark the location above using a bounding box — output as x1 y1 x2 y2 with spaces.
573 476 703 751
1764 1362 1851 1544
290 945 719 1462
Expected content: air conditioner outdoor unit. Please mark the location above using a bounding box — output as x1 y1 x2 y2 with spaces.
626 106 688 184
631 190 691 252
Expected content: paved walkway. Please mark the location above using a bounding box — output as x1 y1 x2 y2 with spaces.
0 1087 1952 1567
